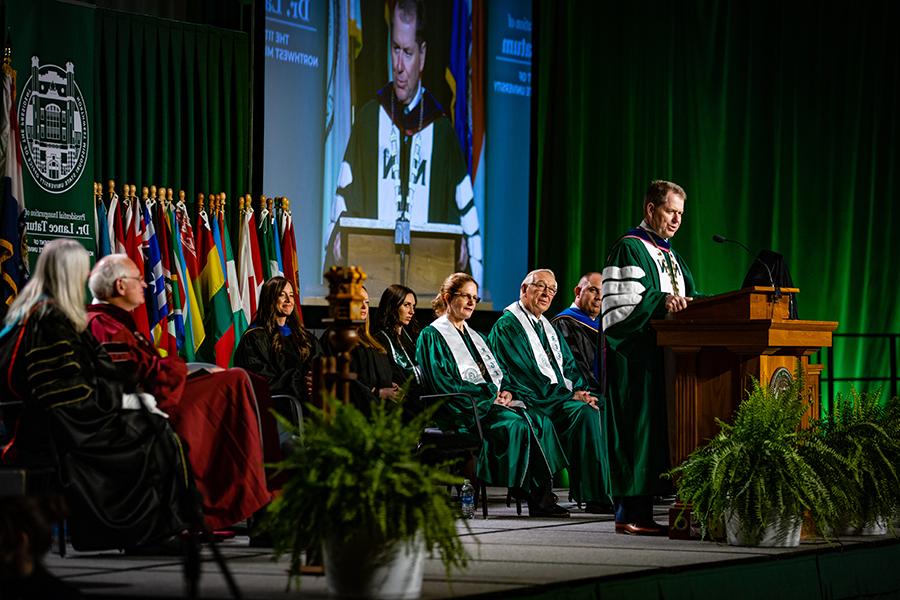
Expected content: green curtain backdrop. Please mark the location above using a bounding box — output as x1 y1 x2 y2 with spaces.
94 8 250 225
533 0 900 399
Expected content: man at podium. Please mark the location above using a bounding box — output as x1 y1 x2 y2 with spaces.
325 0 483 286
601 180 698 536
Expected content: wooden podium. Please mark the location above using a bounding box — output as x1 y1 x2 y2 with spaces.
652 286 838 468
338 217 462 301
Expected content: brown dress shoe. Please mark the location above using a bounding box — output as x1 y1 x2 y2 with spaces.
615 521 668 536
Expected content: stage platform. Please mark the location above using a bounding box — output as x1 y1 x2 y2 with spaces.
44 490 900 600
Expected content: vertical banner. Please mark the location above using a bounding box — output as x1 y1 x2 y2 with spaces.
263 0 326 298
6 0 96 261
485 0 532 307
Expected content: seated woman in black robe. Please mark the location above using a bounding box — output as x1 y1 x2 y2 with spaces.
320 286 395 407
0 239 195 551
233 276 321 404
374 284 424 411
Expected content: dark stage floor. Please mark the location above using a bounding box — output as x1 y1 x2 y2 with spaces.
43 489 900 599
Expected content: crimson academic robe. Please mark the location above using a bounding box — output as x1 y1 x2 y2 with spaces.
86 303 271 530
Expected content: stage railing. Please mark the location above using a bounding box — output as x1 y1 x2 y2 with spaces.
811 332 900 413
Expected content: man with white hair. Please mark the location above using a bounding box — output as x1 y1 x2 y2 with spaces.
86 254 271 532
489 269 611 512
601 180 698 536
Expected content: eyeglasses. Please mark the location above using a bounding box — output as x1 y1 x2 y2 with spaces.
118 276 144 283
528 281 558 296
454 293 481 304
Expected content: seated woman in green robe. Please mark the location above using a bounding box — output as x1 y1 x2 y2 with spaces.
415 272 570 517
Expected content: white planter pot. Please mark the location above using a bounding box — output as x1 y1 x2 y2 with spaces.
322 531 426 599
725 512 802 547
838 517 888 536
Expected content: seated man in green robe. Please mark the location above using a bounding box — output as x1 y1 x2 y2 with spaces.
489 270 612 513
416 272 569 517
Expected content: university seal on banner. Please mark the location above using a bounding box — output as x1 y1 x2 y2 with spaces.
17 56 89 194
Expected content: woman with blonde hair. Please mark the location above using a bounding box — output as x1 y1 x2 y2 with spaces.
416 273 570 517
0 239 194 551
321 285 397 406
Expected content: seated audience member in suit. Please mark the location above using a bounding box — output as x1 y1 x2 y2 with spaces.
320 285 397 407
0 239 194 551
86 254 271 531
234 276 321 403
416 272 570 517
489 269 612 514
374 284 424 408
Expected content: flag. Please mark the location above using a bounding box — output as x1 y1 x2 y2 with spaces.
154 200 179 356
279 199 302 323
271 201 284 276
471 0 486 181
170 202 205 360
247 204 264 302
1 51 27 309
193 196 213 323
95 191 111 258
447 0 472 174
238 195 265 323
212 198 228 279
219 208 248 359
108 187 125 255
142 199 168 353
195 207 233 367
176 198 202 320
257 199 276 279
237 203 256 323
122 195 151 337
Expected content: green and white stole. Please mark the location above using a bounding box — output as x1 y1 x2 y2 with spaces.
505 302 573 391
431 315 503 387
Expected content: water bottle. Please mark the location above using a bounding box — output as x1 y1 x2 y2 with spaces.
460 479 476 519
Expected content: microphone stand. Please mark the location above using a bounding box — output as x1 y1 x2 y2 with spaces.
395 194 411 287
712 234 781 299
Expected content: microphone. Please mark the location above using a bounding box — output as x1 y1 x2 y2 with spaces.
712 234 780 298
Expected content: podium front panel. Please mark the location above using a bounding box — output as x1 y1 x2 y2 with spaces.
344 229 459 301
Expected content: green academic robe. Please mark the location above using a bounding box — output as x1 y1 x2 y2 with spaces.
415 318 567 491
489 304 610 504
601 231 698 497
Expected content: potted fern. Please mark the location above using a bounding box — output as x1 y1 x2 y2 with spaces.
816 388 900 536
667 375 842 547
262 396 468 598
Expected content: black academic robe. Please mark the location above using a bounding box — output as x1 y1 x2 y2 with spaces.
552 309 602 393
320 327 394 407
233 325 321 402
0 302 194 551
